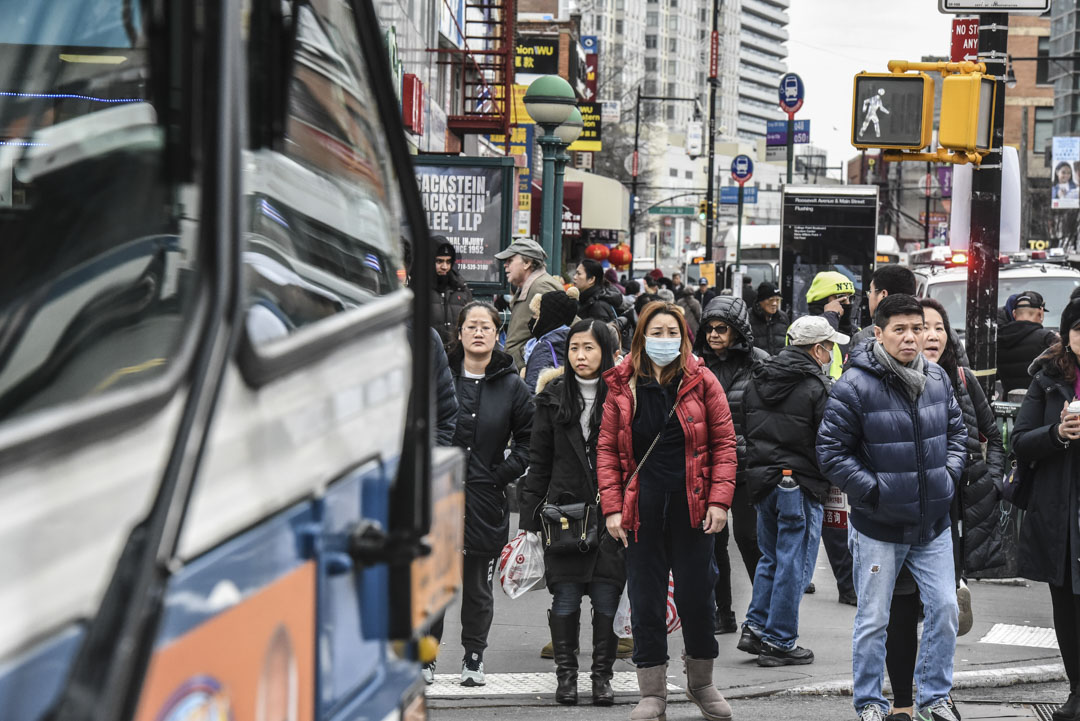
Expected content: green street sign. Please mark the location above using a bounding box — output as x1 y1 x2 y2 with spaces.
648 205 695 216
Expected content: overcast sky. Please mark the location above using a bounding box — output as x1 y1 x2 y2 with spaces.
787 1 954 172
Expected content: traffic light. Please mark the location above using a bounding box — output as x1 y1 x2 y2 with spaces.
851 72 934 150
939 73 996 153
698 199 708 220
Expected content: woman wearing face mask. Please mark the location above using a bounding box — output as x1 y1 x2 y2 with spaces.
882 298 1005 721
597 301 738 721
693 296 768 634
1014 298 1080 720
519 319 625 706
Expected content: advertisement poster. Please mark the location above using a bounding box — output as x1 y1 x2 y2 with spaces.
568 102 602 153
780 186 879 324
414 164 507 285
1051 136 1080 210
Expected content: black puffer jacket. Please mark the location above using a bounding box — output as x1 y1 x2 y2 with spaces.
519 372 627 587
953 366 1007 576
578 284 620 322
743 346 832 503
449 345 534 555
997 321 1058 395
749 304 789 356
432 272 473 346
694 296 769 487
1015 355 1080 591
406 321 458 446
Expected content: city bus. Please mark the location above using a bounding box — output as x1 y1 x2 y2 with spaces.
0 1 460 720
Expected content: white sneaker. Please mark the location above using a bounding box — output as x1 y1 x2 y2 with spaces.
422 662 435 685
460 653 485 686
916 699 961 721
859 706 885 721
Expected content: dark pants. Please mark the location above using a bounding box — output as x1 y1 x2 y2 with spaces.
714 481 762 613
431 554 496 657
822 522 855 595
626 485 719 668
1051 554 1080 693
551 581 622 617
885 590 921 708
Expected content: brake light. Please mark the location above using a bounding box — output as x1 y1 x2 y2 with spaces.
998 254 1011 265
950 252 968 265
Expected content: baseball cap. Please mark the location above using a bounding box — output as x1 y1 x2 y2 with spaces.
806 271 856 303
1013 291 1046 311
494 237 547 261
698 277 709 286
787 315 850 347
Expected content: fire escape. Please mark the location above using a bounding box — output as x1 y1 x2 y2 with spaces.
429 0 515 137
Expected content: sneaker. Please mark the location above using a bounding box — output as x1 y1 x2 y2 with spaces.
860 706 886 721
714 609 738 635
916 699 960 721
422 661 435 685
460 653 485 686
756 643 814 667
736 626 762 655
956 581 973 637
805 582 816 594
885 714 912 721
839 590 858 606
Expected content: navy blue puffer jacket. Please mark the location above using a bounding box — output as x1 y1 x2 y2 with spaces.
817 342 967 545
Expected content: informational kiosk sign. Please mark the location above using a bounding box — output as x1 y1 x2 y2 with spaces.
780 185 880 324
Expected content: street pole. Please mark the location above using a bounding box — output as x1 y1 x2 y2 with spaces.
925 161 931 246
1020 106 1030 243
538 126 561 273
966 12 1008 397
786 115 794 185
553 141 568 278
629 86 641 280
704 0 719 264
736 183 744 273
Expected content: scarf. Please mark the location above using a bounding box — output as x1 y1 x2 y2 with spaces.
872 340 927 402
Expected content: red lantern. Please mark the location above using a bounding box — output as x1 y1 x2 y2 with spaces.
584 243 610 262
609 244 632 269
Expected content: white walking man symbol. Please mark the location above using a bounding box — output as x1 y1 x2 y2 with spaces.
860 88 889 138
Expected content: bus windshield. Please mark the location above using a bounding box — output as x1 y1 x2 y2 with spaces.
0 0 199 422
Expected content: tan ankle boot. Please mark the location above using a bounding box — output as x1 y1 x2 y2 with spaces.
684 657 732 721
629 664 667 721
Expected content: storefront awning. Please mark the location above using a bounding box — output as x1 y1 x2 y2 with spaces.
566 168 629 233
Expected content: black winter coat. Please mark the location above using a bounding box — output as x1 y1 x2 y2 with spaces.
519 374 627 587
1015 356 1080 591
997 321 1058 396
953 366 1007 576
578 284 619 322
694 295 768 488
406 322 458 446
743 347 832 503
449 346 534 555
432 271 473 346
749 304 789 357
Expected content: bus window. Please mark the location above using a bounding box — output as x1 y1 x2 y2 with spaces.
243 0 405 346
0 1 199 422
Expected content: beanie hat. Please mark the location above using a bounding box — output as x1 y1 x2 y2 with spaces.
532 290 579 339
1060 298 1080 336
806 271 856 303
432 236 456 264
648 268 664 281
756 282 780 301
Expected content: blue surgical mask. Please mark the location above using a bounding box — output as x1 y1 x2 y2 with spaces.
645 337 682 368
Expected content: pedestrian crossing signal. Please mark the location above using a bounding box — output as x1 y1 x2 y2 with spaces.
851 72 934 151
939 72 996 153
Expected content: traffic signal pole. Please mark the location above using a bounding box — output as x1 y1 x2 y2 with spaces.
704 0 719 264
966 12 1008 397
629 86 641 281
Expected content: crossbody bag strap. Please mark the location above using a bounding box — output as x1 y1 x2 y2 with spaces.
623 400 679 488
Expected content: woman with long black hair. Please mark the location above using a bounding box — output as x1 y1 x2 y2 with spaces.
519 319 625 706
574 258 620 322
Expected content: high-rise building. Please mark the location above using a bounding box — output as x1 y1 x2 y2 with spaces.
1049 2 1080 135
639 0 706 127
577 0 647 111
735 0 789 141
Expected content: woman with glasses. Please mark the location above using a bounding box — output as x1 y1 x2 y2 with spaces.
694 296 768 635
439 301 534 687
598 301 738 721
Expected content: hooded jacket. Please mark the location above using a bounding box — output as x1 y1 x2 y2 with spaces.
449 345 535 554
749 303 789 357
1015 353 1080 591
519 371 626 587
578 283 621 322
676 287 703 336
997 320 1059 395
431 241 473 345
817 342 967 545
694 296 769 487
744 346 833 503
597 353 738 534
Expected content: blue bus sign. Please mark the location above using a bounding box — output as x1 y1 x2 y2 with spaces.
779 72 804 116
731 155 754 185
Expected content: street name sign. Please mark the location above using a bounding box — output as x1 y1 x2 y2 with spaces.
648 206 696 216
939 0 1050 12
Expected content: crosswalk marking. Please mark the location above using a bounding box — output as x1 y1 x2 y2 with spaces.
426 671 682 698
979 624 1058 650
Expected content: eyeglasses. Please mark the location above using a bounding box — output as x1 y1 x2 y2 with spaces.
705 324 729 335
463 325 497 336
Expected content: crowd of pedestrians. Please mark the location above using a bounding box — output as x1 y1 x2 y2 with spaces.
409 235 1080 721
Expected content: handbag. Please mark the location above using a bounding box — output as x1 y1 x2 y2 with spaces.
1000 457 1035 510
540 436 601 554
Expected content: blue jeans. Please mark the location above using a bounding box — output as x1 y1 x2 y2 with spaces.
744 485 823 650
849 525 958 714
550 581 621 617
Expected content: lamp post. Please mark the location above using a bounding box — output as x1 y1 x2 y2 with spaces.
553 106 584 277
523 76 577 273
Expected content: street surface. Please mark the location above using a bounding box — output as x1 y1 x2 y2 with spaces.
428 514 1064 719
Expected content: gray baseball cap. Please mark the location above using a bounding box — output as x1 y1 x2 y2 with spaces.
494 237 547 262
786 315 849 346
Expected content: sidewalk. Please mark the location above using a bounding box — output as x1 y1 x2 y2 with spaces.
427 518 1062 708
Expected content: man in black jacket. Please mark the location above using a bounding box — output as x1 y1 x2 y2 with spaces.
997 290 1058 396
432 238 474 345
749 282 789 356
737 315 842 667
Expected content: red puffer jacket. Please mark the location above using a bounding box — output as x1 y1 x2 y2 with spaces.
597 353 737 533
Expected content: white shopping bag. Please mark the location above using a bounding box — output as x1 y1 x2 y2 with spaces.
498 531 545 599
612 572 681 638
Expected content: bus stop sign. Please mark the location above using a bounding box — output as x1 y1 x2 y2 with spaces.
731 155 754 185
778 73 804 116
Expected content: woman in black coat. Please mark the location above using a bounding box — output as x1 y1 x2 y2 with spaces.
573 258 619 322
439 301 534 687
693 295 767 634
1015 298 1080 720
519 319 625 706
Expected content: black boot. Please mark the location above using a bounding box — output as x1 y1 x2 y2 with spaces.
549 610 580 705
591 612 619 706
1053 691 1080 721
